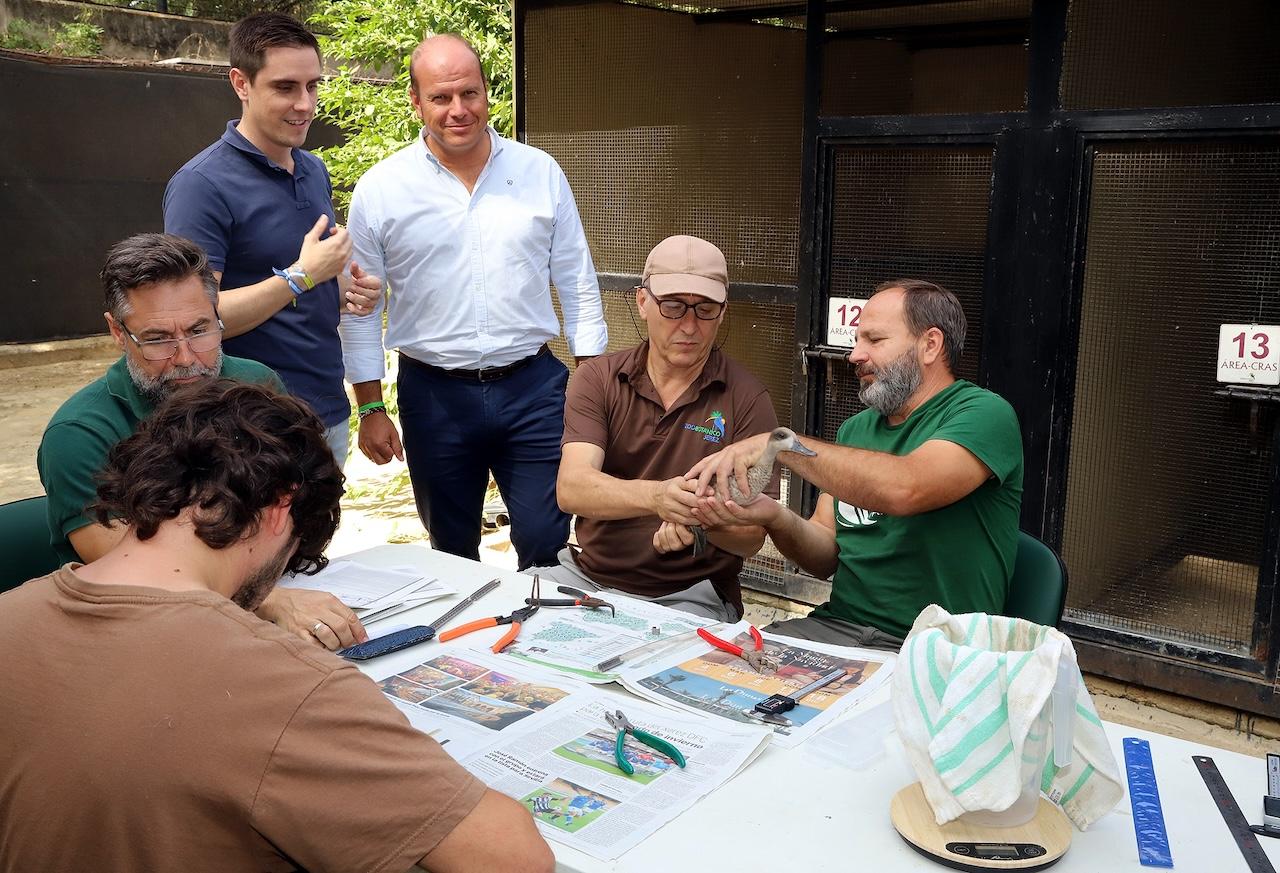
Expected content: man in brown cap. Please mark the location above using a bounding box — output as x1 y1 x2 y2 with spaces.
548 235 780 620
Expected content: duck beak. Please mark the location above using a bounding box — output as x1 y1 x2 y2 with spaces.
789 438 817 457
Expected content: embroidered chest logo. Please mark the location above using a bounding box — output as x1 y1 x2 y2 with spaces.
683 410 726 443
836 500 881 527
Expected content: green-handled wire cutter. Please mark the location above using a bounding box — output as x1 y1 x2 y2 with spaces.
604 709 687 776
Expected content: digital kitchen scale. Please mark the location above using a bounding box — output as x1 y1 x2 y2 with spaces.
890 782 1072 871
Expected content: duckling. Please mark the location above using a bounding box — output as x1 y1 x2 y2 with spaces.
690 427 817 556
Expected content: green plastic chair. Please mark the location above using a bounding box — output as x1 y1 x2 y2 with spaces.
1002 530 1069 628
0 495 62 595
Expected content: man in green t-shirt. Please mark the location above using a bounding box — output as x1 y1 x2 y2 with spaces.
37 233 369 651
688 279 1023 649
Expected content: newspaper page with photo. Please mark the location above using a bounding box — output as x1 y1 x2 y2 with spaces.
618 621 895 748
463 691 770 861
366 648 589 759
494 591 717 682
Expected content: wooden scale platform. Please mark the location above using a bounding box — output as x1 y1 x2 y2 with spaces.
890 783 1072 871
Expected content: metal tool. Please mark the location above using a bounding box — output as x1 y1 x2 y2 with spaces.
1123 737 1173 868
526 585 616 616
749 668 846 724
1195 754 1276 873
697 625 777 673
1249 754 1280 839
437 576 540 654
418 578 501 635
604 709 687 776
594 627 714 673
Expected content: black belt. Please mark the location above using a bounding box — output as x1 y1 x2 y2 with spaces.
400 344 550 383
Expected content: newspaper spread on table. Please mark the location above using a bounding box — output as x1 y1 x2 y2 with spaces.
366 648 588 759
619 621 895 748
463 690 771 861
495 590 717 682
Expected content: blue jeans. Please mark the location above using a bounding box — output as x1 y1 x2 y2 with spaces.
396 351 570 569
324 419 350 469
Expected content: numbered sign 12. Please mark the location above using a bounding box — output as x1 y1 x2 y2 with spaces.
1217 324 1280 386
827 297 869 349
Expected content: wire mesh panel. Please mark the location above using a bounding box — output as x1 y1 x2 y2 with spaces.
1060 0 1280 110
820 0 1027 116
1063 142 1280 656
819 146 994 440
524 2 803 286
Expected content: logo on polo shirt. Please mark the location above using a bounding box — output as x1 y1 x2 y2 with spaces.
836 500 881 527
683 410 726 443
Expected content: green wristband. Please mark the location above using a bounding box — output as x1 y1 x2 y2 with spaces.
357 401 386 420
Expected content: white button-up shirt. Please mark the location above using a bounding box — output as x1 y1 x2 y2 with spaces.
339 127 608 382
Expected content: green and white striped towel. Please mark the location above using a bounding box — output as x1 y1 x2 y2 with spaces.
891 604 1122 831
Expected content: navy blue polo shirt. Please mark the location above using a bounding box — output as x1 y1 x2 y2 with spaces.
163 121 348 427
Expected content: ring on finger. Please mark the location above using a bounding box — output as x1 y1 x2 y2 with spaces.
312 621 326 636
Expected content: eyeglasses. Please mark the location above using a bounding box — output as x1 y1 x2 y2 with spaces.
644 288 724 321
120 319 224 361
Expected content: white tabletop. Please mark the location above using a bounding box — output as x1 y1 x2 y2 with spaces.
343 544 1280 873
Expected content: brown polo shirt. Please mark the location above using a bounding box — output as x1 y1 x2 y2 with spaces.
563 343 779 614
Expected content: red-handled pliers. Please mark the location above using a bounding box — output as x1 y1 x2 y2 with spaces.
697 625 778 673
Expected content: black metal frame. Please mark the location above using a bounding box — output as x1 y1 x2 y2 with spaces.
514 0 1280 715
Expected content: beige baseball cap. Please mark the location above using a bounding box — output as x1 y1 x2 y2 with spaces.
641 235 728 303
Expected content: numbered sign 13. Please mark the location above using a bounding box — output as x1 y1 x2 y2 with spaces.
1217 324 1280 386
827 297 869 349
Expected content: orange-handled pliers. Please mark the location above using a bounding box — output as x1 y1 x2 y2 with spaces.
697 625 778 673
437 602 539 653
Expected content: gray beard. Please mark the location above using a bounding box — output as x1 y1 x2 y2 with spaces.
858 348 923 417
126 350 223 405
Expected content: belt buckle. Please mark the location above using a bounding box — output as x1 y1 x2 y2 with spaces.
476 365 504 383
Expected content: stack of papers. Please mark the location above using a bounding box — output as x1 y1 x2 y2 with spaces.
279 560 453 624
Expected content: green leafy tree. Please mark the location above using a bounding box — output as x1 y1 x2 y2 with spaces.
309 0 513 211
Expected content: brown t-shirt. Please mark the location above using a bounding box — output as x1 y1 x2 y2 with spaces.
563 344 779 613
0 568 486 873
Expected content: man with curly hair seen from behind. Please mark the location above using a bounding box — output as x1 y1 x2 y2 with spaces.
1 380 552 873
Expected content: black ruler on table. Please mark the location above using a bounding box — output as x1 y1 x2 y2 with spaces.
1195 755 1277 873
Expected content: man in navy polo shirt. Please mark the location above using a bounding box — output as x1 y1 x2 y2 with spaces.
164 11 377 462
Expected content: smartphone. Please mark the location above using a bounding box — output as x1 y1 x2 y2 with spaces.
338 625 436 661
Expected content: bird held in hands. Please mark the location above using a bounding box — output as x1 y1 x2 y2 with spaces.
690 427 816 556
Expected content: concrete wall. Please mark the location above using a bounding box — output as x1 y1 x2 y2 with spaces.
1 0 231 62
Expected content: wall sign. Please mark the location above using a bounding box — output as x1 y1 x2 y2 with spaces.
1217 324 1280 386
826 297 869 348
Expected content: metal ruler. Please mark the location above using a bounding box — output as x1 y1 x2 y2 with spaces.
1195 755 1277 873
1124 737 1173 868
425 578 501 633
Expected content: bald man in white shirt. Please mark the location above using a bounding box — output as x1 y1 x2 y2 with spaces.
339 34 607 569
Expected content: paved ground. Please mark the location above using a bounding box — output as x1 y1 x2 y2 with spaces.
4 337 1279 758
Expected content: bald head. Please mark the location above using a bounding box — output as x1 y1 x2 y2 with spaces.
409 34 485 96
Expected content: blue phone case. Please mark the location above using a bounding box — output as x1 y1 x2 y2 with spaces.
339 625 436 660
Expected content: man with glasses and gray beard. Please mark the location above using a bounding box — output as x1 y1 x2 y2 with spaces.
688 280 1023 650
36 233 371 652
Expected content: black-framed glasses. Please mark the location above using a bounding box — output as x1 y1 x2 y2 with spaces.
644 288 724 321
120 319 224 361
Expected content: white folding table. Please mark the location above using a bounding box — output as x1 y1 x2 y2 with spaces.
344 543 1280 873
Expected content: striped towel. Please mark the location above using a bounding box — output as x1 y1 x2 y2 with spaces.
891 604 1122 831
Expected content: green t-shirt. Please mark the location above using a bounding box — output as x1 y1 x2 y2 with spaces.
812 380 1024 639
36 355 285 564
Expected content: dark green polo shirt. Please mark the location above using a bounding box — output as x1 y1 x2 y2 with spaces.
36 355 283 564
